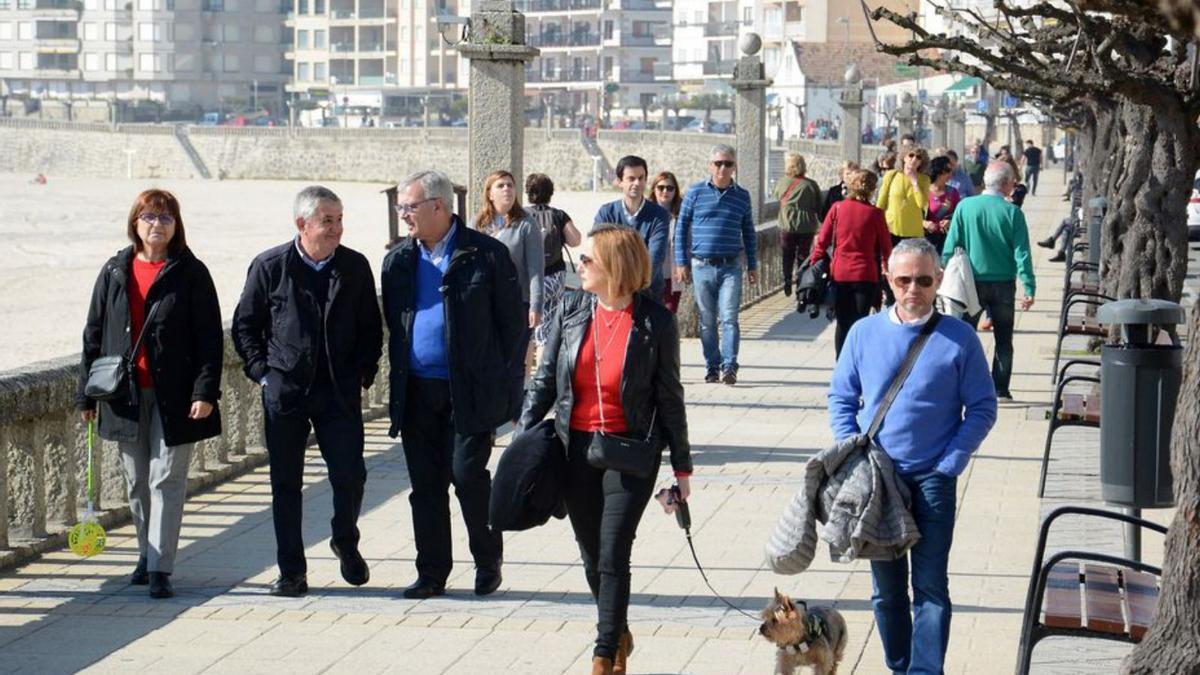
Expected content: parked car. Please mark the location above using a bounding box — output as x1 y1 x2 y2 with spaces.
1188 170 1200 241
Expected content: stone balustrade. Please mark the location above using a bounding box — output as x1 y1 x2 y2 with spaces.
676 219 785 338
0 315 393 570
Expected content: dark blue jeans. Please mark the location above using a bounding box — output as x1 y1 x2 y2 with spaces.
968 281 1016 397
870 469 957 675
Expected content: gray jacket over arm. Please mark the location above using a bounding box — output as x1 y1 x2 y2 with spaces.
490 216 545 313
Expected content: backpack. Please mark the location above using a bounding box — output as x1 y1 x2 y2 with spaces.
530 205 564 270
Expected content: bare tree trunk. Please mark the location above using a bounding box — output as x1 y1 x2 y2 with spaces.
1099 90 1198 302
1123 297 1200 674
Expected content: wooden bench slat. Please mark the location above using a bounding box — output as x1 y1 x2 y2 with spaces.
1122 569 1159 641
1043 562 1083 629
1084 564 1127 635
1083 387 1102 424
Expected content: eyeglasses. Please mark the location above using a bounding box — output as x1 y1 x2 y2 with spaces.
138 212 175 226
712 160 736 169
654 184 677 193
393 197 438 215
891 275 936 288
579 254 594 267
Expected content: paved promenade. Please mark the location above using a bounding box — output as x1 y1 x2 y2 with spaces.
0 177 1177 674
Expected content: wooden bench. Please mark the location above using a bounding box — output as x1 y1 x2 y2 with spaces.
1039 366 1100 497
1016 507 1166 674
1053 292 1113 383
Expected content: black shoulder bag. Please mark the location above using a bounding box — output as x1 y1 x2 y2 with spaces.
84 302 158 402
585 301 658 478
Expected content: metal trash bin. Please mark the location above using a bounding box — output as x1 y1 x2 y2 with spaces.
1086 197 1105 271
1096 298 1185 508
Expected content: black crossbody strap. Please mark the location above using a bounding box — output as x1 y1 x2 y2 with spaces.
866 313 941 439
126 301 159 361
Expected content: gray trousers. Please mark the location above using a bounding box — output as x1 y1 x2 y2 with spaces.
118 388 193 574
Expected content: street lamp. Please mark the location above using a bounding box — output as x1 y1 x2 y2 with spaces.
434 14 470 46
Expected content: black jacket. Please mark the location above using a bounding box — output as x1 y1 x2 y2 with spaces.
76 246 224 446
231 240 383 414
489 418 568 531
518 290 692 474
380 221 526 436
820 182 846 223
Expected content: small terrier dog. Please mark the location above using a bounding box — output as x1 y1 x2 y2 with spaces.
759 588 847 675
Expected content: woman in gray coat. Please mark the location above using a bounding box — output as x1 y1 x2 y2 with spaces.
475 169 544 423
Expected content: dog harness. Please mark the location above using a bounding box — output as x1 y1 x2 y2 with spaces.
783 615 827 655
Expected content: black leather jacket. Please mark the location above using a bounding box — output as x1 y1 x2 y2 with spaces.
518 290 692 474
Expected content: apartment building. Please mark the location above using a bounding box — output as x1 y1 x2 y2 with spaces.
285 0 469 125
0 0 289 116
517 0 672 121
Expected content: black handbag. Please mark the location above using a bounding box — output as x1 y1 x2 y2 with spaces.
84 302 157 401
584 302 658 479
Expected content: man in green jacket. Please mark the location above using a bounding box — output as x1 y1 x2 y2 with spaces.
942 161 1035 401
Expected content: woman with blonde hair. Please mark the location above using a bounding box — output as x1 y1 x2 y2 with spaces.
811 169 892 356
876 147 930 303
820 159 860 221
475 170 545 423
519 226 691 675
773 152 822 296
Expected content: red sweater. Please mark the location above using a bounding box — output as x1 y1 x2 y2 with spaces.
810 199 893 283
570 305 632 432
129 257 165 389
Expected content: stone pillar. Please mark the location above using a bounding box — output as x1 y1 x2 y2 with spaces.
457 1 539 213
838 63 865 165
949 104 967 155
931 95 948 150
41 416 76 528
6 422 47 539
895 92 916 140
730 33 772 225
0 427 8 548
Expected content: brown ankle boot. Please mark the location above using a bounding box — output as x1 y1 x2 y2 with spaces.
613 629 634 675
590 656 613 675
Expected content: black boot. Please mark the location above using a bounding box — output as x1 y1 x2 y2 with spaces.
130 556 149 585
783 280 792 297
1037 237 1055 249
148 572 173 599
1048 251 1066 263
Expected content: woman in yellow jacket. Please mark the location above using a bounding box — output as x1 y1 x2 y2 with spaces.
877 146 931 244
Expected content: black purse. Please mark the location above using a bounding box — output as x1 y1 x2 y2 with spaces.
585 302 658 479
84 302 157 401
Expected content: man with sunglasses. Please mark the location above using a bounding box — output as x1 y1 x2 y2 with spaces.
942 161 1036 401
593 155 671 297
830 237 997 675
380 169 524 600
674 144 758 385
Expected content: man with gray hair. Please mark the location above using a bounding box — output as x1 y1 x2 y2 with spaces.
381 169 524 599
941 160 1036 400
830 236 997 674
232 185 383 597
674 144 758 385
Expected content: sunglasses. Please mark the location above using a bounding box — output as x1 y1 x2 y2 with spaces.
891 275 936 288
654 184 677 193
712 160 736 169
139 212 175 226
579 254 594 267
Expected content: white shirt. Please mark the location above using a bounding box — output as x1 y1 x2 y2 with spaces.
888 306 935 326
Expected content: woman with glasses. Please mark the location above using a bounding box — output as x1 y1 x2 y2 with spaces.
518 226 691 675
877 147 930 304
475 170 545 425
648 171 682 313
925 155 961 254
811 170 893 357
773 153 823 297
76 189 223 599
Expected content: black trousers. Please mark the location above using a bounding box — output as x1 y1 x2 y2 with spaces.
400 376 502 584
264 380 365 577
834 281 879 358
780 231 815 290
565 430 660 659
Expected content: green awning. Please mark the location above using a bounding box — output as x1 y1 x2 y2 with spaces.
944 76 982 93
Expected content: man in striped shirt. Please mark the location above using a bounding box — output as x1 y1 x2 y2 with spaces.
674 144 758 385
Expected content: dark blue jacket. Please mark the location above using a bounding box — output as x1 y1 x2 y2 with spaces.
594 199 670 296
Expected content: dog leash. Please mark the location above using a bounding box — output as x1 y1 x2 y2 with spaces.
668 487 761 623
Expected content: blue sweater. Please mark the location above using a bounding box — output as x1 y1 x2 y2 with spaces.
674 179 758 270
829 312 997 476
594 198 670 294
408 226 457 379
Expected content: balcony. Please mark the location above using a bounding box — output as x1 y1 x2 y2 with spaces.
620 34 667 47
35 38 81 52
513 0 602 13
612 0 668 10
357 42 385 53
525 67 600 83
619 71 655 83
331 42 354 52
358 75 385 85
527 33 600 48
702 60 732 75
330 8 355 19
31 0 81 17
703 20 737 37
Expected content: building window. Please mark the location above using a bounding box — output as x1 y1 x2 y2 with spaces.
0 0 11 8
602 20 612 40
223 53 238 71
298 61 310 80
297 0 306 11
84 52 100 70
139 52 158 71
16 0 31 8
105 52 117 69
313 0 322 13
18 51 33 69
176 53 194 71
0 24 10 40
314 61 325 80
742 6 752 25
224 24 238 41
138 22 157 41
313 29 325 48
639 56 653 73
254 54 272 72
203 0 223 10
255 25 272 42
297 29 309 48
18 21 32 39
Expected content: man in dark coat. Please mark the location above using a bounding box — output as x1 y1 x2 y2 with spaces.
380 169 524 599
232 185 383 597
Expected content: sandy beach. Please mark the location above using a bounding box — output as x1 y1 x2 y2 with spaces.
0 173 614 372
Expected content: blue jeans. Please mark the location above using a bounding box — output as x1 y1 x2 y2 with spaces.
870 470 957 675
691 258 743 373
968 281 1016 397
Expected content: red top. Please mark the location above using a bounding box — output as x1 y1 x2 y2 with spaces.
570 304 633 432
811 199 893 283
129 257 165 389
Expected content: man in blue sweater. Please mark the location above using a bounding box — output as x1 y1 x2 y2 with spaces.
593 155 670 297
829 238 997 674
674 144 758 385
